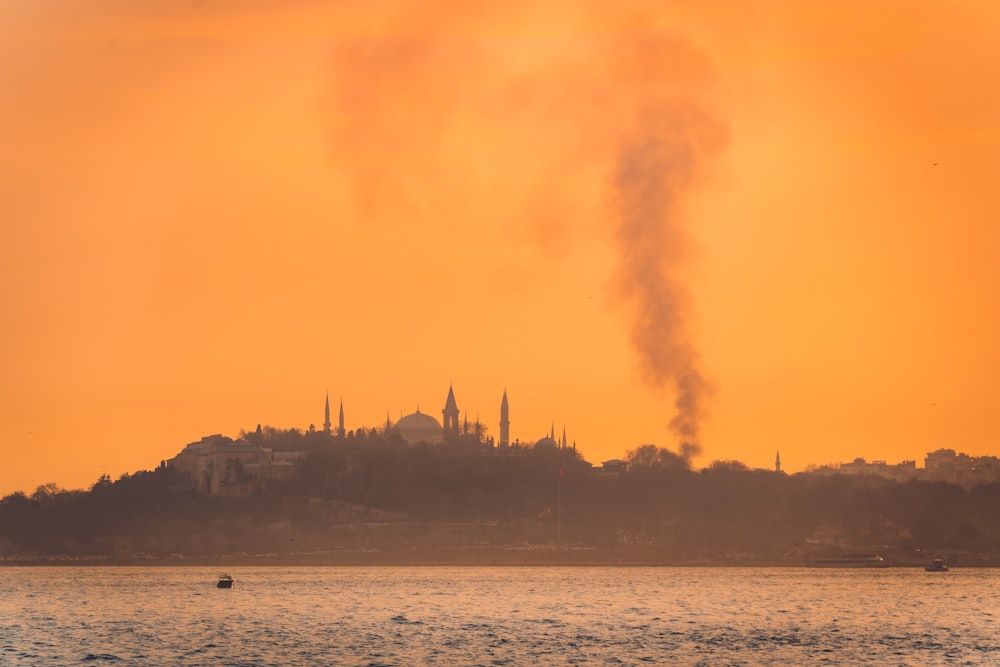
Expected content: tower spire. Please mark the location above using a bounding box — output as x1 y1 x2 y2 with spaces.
775 450 782 473
442 384 460 439
338 398 345 437
323 392 332 435
499 389 510 448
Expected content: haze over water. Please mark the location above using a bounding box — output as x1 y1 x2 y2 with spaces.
2 566 997 665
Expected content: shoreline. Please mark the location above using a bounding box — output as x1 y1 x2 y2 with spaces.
2 551 993 568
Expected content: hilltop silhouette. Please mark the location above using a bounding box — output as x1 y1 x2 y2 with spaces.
2 430 1000 566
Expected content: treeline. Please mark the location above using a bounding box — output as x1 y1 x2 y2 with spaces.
579 451 1000 559
2 441 999 560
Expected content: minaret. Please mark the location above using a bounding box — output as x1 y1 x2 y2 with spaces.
775 450 782 473
442 384 460 439
323 392 332 435
499 390 510 447
561 426 567 450
338 399 345 437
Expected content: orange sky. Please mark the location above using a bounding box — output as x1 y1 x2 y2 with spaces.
1 1 998 495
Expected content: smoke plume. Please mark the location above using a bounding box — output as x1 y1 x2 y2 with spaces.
614 113 726 461
322 1 728 459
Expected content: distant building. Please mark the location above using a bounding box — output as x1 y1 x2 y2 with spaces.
600 459 628 474
169 384 582 495
269 450 309 481
389 386 464 445
924 448 958 481
805 448 999 488
166 434 306 497
386 385 563 450
924 448 1000 487
840 457 886 476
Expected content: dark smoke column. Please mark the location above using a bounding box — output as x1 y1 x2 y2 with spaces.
613 105 725 462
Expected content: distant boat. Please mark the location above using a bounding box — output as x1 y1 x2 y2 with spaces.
217 574 234 588
812 553 890 568
925 558 949 572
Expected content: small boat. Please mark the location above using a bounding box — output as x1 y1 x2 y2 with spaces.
925 558 949 572
217 574 234 588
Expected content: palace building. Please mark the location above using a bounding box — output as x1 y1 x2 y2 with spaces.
168 384 575 496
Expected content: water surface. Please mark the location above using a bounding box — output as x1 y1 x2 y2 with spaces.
1 566 996 665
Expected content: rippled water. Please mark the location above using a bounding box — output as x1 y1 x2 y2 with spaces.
1 566 997 665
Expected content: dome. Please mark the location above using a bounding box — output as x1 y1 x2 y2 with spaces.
396 411 441 430
534 437 559 452
394 409 443 444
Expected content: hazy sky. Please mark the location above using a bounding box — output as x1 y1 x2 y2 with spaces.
2 0 998 495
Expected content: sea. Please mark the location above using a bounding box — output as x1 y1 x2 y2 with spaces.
1 566 997 665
